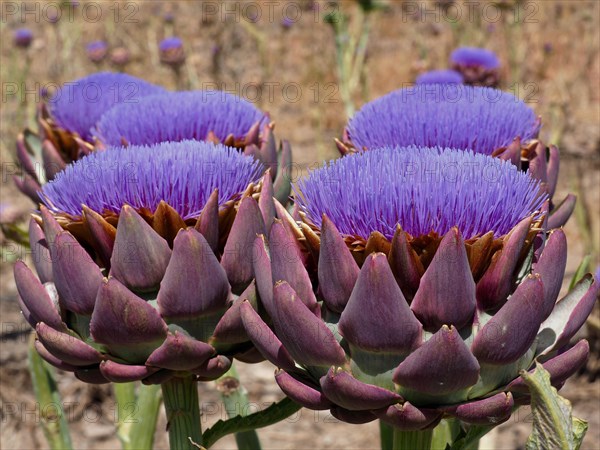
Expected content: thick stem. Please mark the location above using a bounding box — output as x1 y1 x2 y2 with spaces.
379 420 393 450
392 428 433 450
161 376 202 450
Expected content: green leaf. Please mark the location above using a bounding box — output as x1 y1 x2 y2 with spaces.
569 256 591 291
522 364 588 450
202 397 301 448
28 338 73 450
448 423 496 450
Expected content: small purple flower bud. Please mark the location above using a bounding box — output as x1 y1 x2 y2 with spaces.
450 47 500 70
281 17 294 29
14 28 33 48
159 37 185 67
86 41 108 64
110 47 130 67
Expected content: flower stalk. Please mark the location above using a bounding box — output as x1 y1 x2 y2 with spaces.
392 428 433 450
161 376 202 450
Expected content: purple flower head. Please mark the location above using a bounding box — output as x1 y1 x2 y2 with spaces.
86 40 107 53
415 70 464 85
41 140 263 219
14 28 33 48
295 147 547 240
159 37 183 52
281 17 294 28
346 85 539 155
450 47 500 70
595 266 600 283
86 40 108 63
94 90 268 146
49 72 165 141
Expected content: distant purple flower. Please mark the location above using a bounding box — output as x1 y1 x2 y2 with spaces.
110 47 130 67
415 70 464 85
281 17 294 29
50 72 165 141
450 47 500 70
595 266 600 283
159 37 185 67
94 90 267 146
14 28 33 48
296 147 546 240
159 37 183 52
543 43 553 54
163 11 175 23
86 40 108 63
346 85 539 155
41 140 263 219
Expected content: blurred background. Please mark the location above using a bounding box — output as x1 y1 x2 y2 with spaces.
1 1 598 448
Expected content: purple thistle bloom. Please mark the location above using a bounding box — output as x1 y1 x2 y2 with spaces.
14 28 33 48
86 40 108 63
346 85 539 155
450 47 500 70
159 37 183 52
295 147 547 240
86 40 107 53
41 140 263 219
94 91 268 146
415 69 464 85
49 72 165 141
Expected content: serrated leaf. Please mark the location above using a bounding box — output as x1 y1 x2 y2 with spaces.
522 364 588 450
202 397 301 448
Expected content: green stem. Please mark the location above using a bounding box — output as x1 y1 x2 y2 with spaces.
392 428 433 450
161 376 202 450
129 384 162 450
114 383 135 448
379 421 394 450
217 365 262 450
28 338 72 450
113 383 162 450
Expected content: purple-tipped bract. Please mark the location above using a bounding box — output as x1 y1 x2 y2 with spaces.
295 147 547 240
415 70 464 85
450 47 500 69
49 72 165 140
346 85 539 154
94 91 268 146
41 140 263 219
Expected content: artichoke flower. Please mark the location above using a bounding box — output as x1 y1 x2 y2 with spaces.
15 72 165 202
337 85 574 228
241 147 598 429
415 69 464 85
15 140 279 384
450 47 501 87
93 90 292 204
